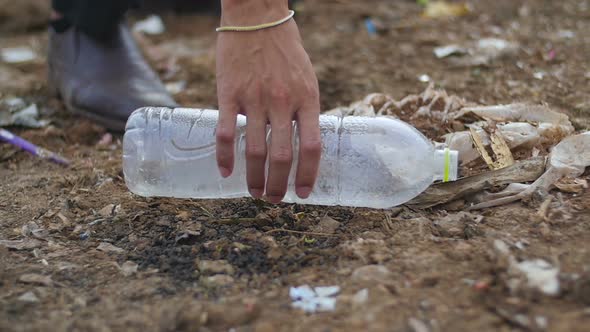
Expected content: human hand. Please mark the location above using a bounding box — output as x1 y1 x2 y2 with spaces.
216 0 321 203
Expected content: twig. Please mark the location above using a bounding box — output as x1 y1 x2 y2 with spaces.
0 128 70 166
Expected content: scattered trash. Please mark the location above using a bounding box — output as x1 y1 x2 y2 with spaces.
492 239 560 296
1 102 49 128
17 291 39 303
96 242 125 254
418 74 431 83
165 81 187 95
18 273 53 287
133 15 165 35
469 131 590 210
0 47 37 63
290 285 340 313
434 44 467 58
534 71 547 80
435 38 519 66
422 1 469 19
514 259 560 296
0 129 70 166
364 18 377 36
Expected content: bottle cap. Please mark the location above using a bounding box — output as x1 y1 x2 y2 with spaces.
433 148 459 182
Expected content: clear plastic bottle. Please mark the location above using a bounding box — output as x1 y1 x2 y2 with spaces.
123 108 458 208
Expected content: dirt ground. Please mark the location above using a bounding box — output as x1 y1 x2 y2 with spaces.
1 0 590 331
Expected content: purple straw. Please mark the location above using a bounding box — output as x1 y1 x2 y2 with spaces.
0 128 70 166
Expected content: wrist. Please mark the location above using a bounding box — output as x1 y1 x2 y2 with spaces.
221 0 290 26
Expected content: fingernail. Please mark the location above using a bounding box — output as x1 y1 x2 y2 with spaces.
266 195 283 204
296 186 313 199
219 167 231 178
249 188 264 199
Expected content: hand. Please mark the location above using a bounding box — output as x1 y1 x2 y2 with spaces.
216 0 321 203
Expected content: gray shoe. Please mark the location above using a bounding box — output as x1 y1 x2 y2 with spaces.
48 23 177 131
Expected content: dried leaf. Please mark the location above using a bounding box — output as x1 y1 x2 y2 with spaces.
470 127 496 169
489 130 515 169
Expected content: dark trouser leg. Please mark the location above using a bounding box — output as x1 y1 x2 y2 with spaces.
51 0 137 40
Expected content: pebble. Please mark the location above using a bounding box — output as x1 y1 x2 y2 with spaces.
351 265 393 283
203 275 235 287
18 291 39 303
197 260 235 275
310 215 340 234
97 242 125 254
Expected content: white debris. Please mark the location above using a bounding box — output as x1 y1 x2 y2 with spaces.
0 103 49 128
418 74 431 83
314 285 341 297
165 81 187 95
290 285 340 313
434 44 468 58
514 259 560 296
533 71 546 80
133 15 165 35
1 47 37 63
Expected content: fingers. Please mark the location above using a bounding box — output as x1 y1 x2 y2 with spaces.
265 118 294 204
216 103 239 178
245 114 268 199
295 105 321 199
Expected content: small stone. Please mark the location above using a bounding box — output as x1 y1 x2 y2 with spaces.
197 260 235 275
19 274 53 287
310 216 340 234
98 204 115 217
120 261 139 277
176 211 191 221
203 275 234 287
18 291 39 303
97 242 125 254
351 265 393 283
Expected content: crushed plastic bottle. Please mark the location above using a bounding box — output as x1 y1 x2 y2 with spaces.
123 108 458 208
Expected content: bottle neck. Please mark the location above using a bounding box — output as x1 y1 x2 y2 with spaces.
433 149 459 182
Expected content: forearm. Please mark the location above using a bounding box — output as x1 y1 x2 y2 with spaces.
220 0 290 26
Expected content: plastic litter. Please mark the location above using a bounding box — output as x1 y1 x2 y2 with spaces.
469 131 590 210
290 285 340 313
123 108 459 208
1 47 37 63
133 15 165 35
